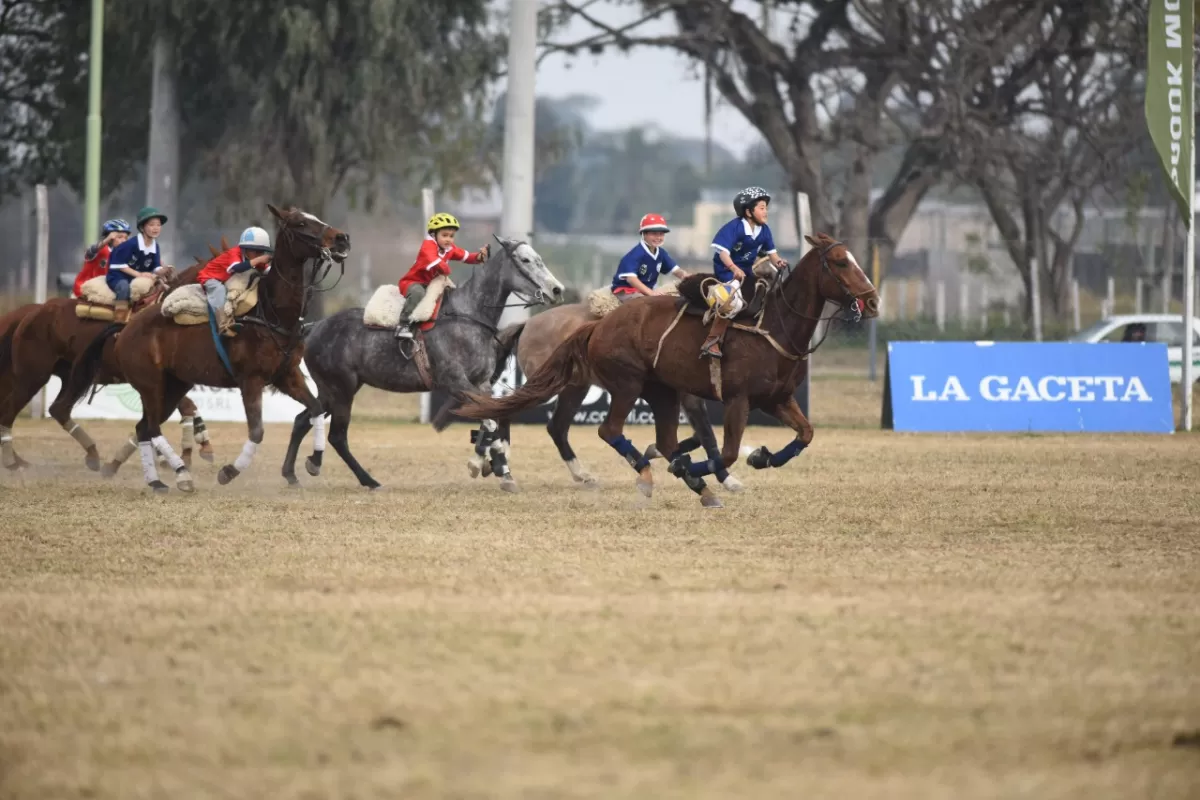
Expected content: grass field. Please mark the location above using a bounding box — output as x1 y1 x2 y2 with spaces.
2 405 1199 798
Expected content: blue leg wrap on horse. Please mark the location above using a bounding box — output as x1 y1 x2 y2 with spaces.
769 439 806 468
703 445 729 482
606 435 649 472
687 458 718 478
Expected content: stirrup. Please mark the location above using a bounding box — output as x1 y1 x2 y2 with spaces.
395 325 413 340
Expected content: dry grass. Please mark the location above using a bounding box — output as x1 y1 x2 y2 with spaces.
1 415 1199 799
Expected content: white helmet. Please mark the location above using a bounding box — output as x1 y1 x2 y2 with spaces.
238 226 273 253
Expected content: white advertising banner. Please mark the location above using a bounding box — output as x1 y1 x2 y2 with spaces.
40 362 318 424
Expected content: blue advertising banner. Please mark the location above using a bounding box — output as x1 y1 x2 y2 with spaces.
884 342 1174 433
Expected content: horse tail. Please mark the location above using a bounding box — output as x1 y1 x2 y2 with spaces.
455 321 597 420
429 321 526 432
56 324 122 413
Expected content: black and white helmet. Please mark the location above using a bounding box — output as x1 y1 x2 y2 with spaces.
734 186 771 218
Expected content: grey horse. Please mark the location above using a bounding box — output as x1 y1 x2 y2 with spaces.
281 235 565 491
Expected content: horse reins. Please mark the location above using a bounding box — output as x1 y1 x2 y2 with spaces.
768 238 872 358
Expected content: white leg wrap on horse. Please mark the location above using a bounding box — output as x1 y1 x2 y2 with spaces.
194 427 209 444
62 418 97 451
180 417 195 450
0 425 13 466
139 442 159 483
151 435 186 471
114 437 138 465
233 440 258 472
312 415 326 452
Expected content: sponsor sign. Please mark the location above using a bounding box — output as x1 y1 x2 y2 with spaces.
40 362 318 424
424 356 808 427
882 342 1174 433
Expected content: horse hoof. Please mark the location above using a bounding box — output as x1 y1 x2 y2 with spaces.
645 443 662 460
721 474 746 493
572 472 599 486
85 454 101 472
100 462 120 479
746 447 771 470
286 478 301 489
636 479 653 498
217 465 240 485
199 446 215 463
305 457 321 477
700 489 724 509
467 456 484 479
482 460 494 478
499 477 520 494
367 483 385 492
149 480 169 495
177 479 195 494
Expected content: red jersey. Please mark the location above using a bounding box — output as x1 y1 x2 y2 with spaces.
73 243 111 297
398 236 483 295
197 247 271 284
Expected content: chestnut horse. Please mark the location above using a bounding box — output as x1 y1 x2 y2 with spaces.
56 204 349 493
0 273 214 473
454 234 879 508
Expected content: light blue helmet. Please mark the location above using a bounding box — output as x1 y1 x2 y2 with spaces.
238 226 273 253
101 218 131 234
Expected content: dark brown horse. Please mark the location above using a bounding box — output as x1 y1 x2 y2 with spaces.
455 234 879 508
57 204 349 493
0 274 214 473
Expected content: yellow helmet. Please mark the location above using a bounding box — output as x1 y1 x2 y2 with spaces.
427 212 461 233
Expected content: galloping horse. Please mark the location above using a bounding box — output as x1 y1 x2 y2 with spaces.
0 272 214 473
455 234 879 508
461 292 743 491
57 204 350 493
281 236 564 492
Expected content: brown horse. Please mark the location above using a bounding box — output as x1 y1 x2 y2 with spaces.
0 276 214 473
476 299 743 491
56 204 349 493
454 234 879 507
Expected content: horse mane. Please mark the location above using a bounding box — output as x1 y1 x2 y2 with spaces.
173 235 232 288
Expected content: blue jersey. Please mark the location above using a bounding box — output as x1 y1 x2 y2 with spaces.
106 233 162 288
611 240 680 293
710 217 777 282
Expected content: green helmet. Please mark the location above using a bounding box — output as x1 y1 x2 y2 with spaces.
136 206 168 228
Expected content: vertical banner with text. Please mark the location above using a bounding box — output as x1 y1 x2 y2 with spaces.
1146 0 1195 227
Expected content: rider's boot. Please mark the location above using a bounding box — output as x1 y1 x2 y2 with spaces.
394 319 414 340
217 308 241 337
113 300 130 325
701 316 732 359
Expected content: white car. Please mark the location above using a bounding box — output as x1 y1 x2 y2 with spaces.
1068 314 1200 384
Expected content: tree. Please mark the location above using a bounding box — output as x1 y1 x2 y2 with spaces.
959 0 1145 323
541 0 1108 279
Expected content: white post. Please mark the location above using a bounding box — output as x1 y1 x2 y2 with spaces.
1135 276 1144 314
958 282 969 328
31 185 49 418
915 280 925 318
360 253 372 304
1071 279 1081 332
878 284 887 320
1003 306 1011 328
1030 256 1043 341
1106 276 1116 317
421 187 435 225
980 284 989 331
935 281 946 332
1182 208 1196 431
19 190 31 293
497 0 538 329
795 192 813 416
146 31 180 267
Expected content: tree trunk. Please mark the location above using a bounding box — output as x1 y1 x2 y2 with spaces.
867 139 944 287
147 29 181 266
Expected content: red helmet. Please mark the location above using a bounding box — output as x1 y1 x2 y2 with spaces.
638 213 670 233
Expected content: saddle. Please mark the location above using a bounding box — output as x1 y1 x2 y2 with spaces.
75 276 161 322
362 274 453 333
160 271 262 326
585 284 680 319
673 272 770 323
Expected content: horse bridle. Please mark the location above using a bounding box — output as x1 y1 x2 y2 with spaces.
769 238 871 357
440 237 556 338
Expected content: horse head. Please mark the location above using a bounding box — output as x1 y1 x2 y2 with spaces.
267 204 352 269
490 234 565 306
777 233 879 322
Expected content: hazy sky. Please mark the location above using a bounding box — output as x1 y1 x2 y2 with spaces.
531 3 765 159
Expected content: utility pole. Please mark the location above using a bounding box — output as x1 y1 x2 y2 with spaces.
498 0 538 329
84 0 104 245
147 26 181 266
